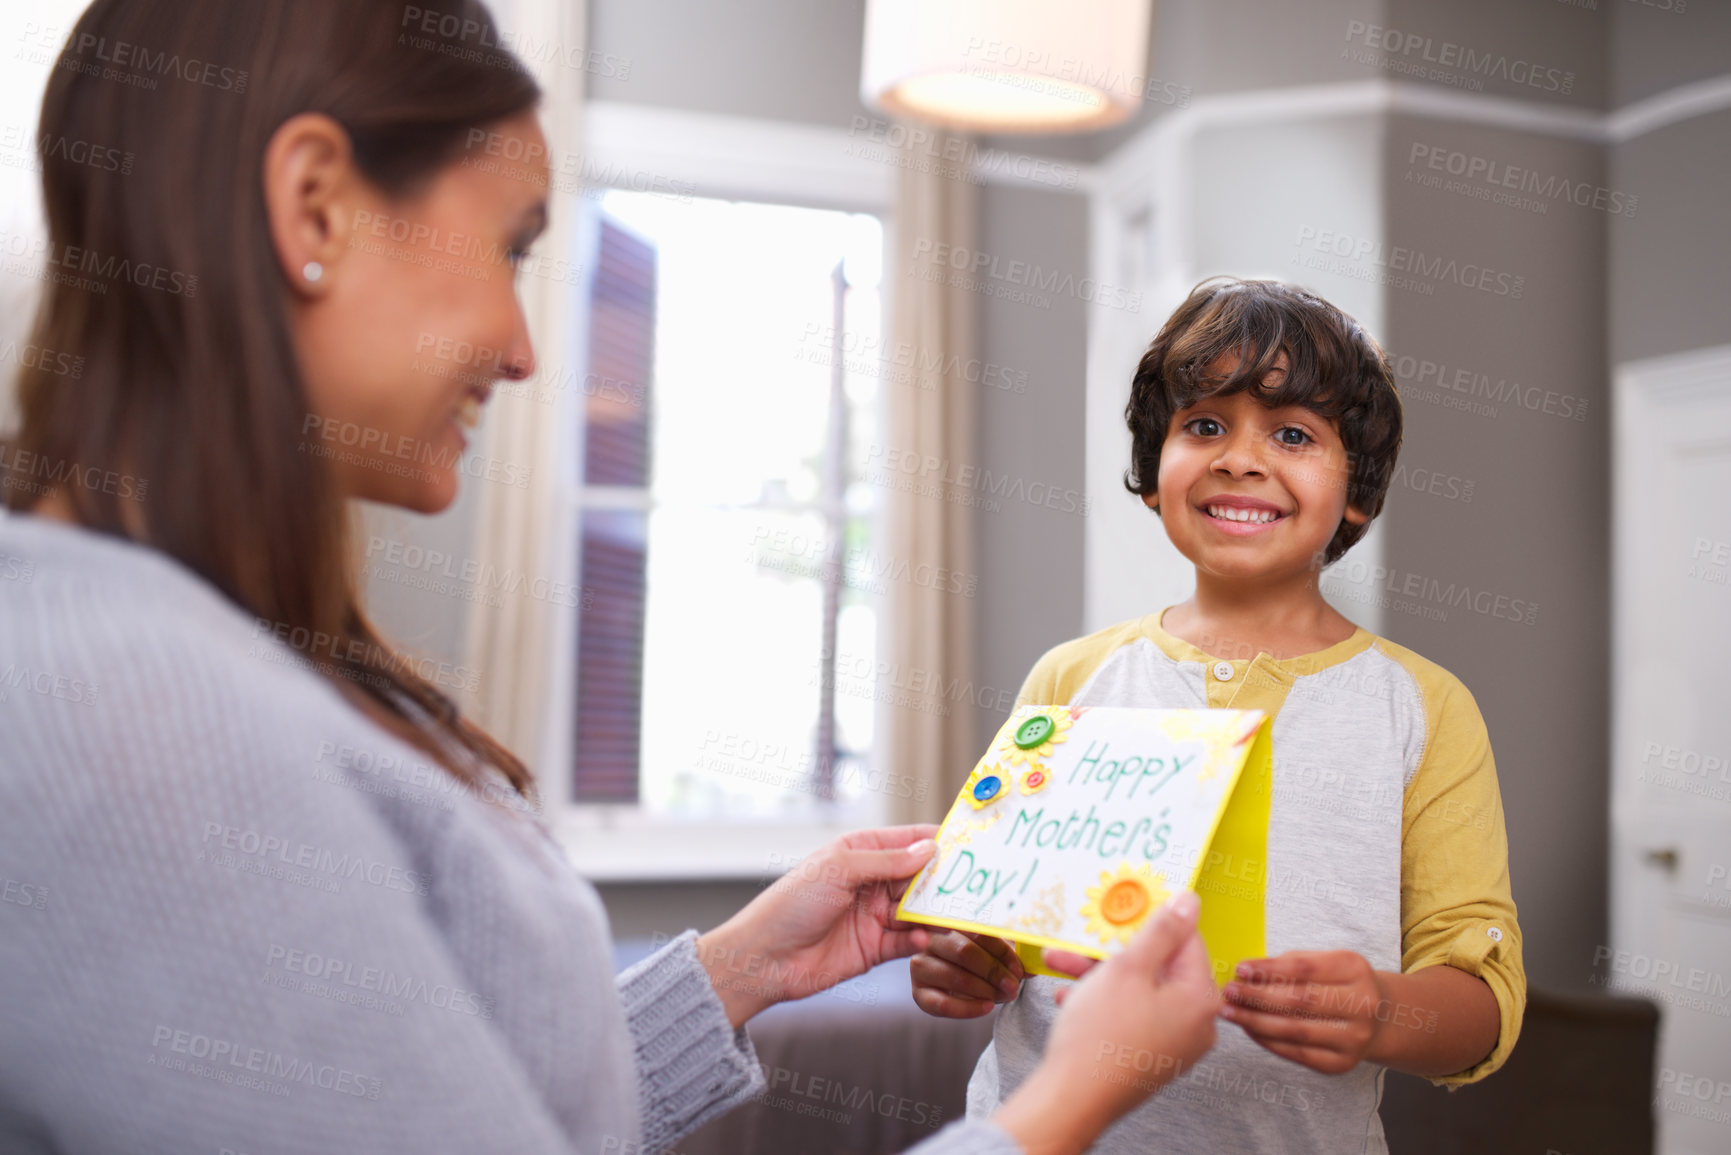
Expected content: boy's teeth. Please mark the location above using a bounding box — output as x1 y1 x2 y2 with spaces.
455 395 481 430
1208 505 1278 523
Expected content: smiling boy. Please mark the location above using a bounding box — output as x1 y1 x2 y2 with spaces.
911 277 1525 1154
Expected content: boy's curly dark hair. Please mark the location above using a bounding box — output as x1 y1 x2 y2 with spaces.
1123 277 1404 567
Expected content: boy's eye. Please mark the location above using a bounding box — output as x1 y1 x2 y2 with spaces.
1184 417 1222 436
1276 426 1313 446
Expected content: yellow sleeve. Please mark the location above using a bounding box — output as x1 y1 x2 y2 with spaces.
1397 659 1526 1087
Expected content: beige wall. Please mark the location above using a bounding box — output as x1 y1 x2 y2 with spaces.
969 184 1090 752
1380 113 1612 988
1609 107 1731 365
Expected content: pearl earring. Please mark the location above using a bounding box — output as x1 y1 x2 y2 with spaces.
302 261 323 283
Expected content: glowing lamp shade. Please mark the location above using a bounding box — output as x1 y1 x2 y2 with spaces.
861 0 1152 134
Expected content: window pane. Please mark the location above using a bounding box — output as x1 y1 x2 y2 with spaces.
636 504 882 815
585 191 884 818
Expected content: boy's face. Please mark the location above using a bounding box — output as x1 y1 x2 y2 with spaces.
1151 351 1368 583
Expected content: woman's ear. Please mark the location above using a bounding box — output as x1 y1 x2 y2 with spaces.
1142 491 1161 515
261 112 359 297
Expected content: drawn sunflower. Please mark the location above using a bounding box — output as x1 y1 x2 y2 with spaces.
994 707 1074 767
1079 862 1170 946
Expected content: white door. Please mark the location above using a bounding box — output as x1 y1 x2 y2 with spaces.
1611 345 1731 1155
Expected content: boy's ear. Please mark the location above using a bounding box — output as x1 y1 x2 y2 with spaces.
1343 501 1370 526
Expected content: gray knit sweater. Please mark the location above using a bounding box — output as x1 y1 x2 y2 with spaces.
0 513 1016 1155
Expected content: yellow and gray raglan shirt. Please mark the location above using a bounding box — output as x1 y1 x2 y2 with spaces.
965 609 1525 1155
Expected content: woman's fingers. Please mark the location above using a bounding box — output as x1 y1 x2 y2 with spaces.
838 824 942 853
827 838 937 891
1164 920 1218 991
873 926 931 963
1119 891 1202 976
1041 949 1100 979
1050 892 1213 997
1006 890 1220 1140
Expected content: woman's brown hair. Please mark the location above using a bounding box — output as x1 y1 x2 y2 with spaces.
4 0 541 798
1123 276 1404 566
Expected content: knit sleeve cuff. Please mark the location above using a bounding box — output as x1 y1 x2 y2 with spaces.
901 1118 1025 1155
616 929 765 1150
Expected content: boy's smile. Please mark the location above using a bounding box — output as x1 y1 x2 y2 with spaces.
1152 352 1367 585
1196 493 1289 534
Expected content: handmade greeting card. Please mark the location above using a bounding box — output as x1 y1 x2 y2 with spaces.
896 705 1273 983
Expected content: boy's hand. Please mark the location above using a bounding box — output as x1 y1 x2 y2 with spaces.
910 930 1025 1018
1219 950 1386 1074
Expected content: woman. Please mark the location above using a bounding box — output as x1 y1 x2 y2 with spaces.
0 2 1219 1152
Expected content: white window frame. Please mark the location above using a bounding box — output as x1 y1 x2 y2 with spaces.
551 103 895 880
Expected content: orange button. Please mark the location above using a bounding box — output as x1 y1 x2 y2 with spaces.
1100 879 1149 925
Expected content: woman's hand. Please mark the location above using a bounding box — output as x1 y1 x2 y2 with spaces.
910 930 1025 1018
694 825 939 1027
993 892 1220 1155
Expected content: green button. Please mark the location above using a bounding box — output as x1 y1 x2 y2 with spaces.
1014 715 1055 749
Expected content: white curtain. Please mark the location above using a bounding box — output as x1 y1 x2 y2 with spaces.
883 125 980 825
457 0 587 796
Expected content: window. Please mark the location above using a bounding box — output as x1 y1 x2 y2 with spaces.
571 190 887 825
